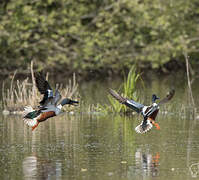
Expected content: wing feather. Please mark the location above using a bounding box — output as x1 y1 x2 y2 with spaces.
158 89 175 105
35 72 53 106
35 72 52 94
108 88 144 113
52 89 62 105
108 88 127 103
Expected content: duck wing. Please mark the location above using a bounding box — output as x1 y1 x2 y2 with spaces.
35 72 53 106
39 90 61 107
108 88 144 113
158 89 175 105
52 89 62 105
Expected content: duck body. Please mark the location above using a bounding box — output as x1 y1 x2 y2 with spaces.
23 73 79 131
125 99 160 133
109 89 175 134
23 104 63 131
141 103 159 120
136 103 160 133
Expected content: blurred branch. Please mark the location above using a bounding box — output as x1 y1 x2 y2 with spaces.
188 37 199 42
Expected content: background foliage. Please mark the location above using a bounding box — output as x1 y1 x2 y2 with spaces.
0 0 199 75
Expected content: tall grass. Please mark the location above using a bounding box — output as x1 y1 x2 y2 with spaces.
99 66 141 114
2 62 79 113
2 67 40 112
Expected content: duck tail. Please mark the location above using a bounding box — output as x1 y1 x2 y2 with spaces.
108 88 126 104
135 120 153 134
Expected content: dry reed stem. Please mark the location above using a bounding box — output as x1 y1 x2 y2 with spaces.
2 65 79 112
184 52 195 108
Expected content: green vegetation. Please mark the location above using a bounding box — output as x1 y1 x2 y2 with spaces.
0 0 199 75
99 66 140 113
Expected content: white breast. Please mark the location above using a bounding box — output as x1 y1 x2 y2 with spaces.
55 104 62 115
142 106 148 116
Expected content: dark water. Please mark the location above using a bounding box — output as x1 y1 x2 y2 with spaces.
1 74 199 180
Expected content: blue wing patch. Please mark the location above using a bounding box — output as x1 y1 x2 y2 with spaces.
125 100 144 113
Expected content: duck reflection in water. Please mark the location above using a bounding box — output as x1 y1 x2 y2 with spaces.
23 155 62 179
135 149 160 177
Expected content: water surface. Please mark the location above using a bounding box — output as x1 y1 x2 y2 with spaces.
0 74 199 180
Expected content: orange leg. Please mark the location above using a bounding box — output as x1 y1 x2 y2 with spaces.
148 117 160 130
153 152 160 161
32 122 39 131
152 152 160 166
151 120 160 130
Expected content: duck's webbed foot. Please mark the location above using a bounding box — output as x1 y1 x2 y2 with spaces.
148 118 160 130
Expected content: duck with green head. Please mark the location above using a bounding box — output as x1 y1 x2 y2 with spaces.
23 73 79 131
109 89 175 134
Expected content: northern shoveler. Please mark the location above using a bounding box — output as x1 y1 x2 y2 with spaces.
23 73 79 131
109 89 175 134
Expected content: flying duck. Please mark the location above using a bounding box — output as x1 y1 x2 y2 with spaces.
108 88 175 134
23 73 79 131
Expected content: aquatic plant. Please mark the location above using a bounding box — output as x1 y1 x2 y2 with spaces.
2 65 40 112
99 66 141 114
2 62 79 113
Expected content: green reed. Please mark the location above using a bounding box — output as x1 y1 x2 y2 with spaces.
98 66 140 114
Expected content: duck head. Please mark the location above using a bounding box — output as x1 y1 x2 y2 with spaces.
61 98 79 106
152 94 159 103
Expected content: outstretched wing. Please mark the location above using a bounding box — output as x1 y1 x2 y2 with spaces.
35 72 52 94
108 88 144 113
35 72 53 106
125 99 144 113
158 89 175 105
